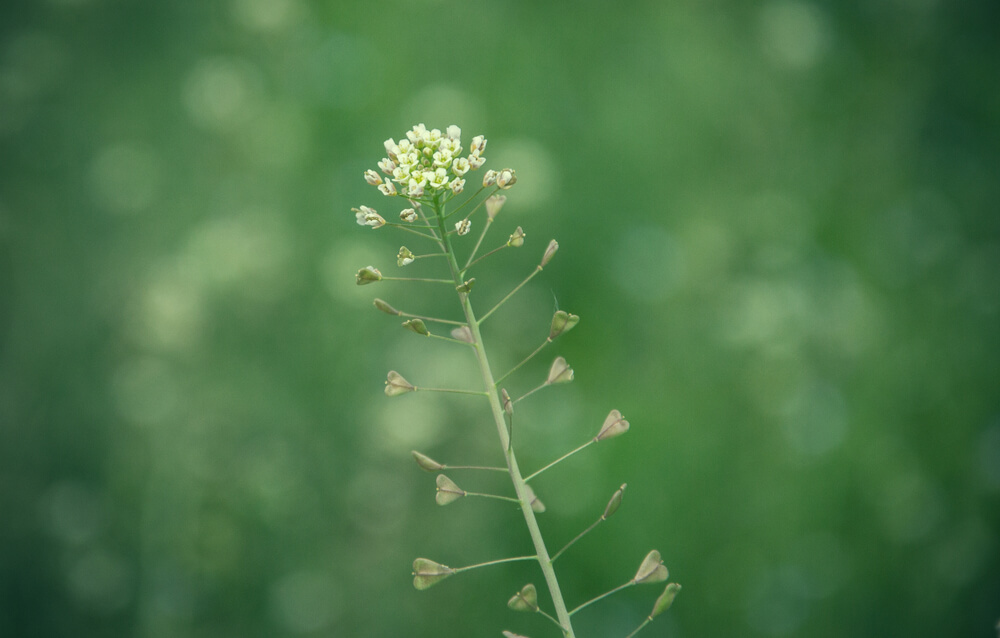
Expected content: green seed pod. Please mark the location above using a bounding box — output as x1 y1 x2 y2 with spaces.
507 583 538 612
651 583 681 618
412 558 454 590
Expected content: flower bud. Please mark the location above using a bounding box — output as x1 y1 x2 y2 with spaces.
633 550 669 585
451 326 474 343
523 484 545 513
412 450 444 472
435 474 465 505
353 206 385 228
356 266 382 285
373 298 400 315
507 583 538 612
402 318 430 336
399 208 418 223
455 219 471 236
540 239 559 267
377 158 396 174
485 194 506 220
449 177 465 194
378 181 397 196
412 558 454 590
651 583 682 617
364 169 382 186
385 370 414 396
602 483 627 520
496 168 517 189
507 226 525 248
501 389 513 416
596 409 630 441
546 356 574 385
397 246 415 266
455 278 475 293
482 169 498 187
548 310 579 340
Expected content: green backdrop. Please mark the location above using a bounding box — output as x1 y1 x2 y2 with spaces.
2 0 998 637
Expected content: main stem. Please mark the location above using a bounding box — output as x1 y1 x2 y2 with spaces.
434 201 576 638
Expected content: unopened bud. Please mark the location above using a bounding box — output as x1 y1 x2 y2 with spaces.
356 266 382 285
596 409 630 441
633 550 669 585
548 310 580 340
501 389 513 416
456 278 476 293
483 169 498 187
485 194 506 220
602 483 627 519
496 168 517 189
373 298 400 315
507 226 526 248
523 484 545 513
455 219 471 236
412 558 454 590
412 450 444 472
651 583 682 618
546 356 574 385
540 240 559 267
451 326 474 343
435 474 465 506
402 318 430 336
397 246 415 266
364 169 382 186
385 370 415 396
507 583 538 613
399 208 418 223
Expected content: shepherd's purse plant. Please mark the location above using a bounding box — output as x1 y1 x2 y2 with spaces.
350 123 680 637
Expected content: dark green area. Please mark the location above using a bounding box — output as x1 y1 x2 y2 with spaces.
1 0 998 637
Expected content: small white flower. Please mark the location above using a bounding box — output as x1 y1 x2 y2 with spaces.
449 177 465 194
396 139 415 155
446 124 461 140
384 138 399 158
407 179 425 198
438 137 461 155
427 128 442 145
377 158 396 174
470 135 487 154
496 168 517 189
353 206 385 228
407 123 428 143
468 151 485 169
427 168 450 189
433 150 453 169
392 165 411 183
397 151 418 168
399 208 418 222
455 219 471 236
482 169 497 186
364 169 382 186
378 181 397 196
452 157 471 176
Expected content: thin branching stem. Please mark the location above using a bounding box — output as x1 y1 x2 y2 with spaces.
478 266 543 324
495 338 551 386
414 386 488 397
463 491 521 503
398 311 466 326
570 581 634 616
427 333 475 346
387 225 441 242
382 276 455 284
524 440 595 483
452 555 538 574
624 617 654 638
513 382 548 404
464 241 509 272
463 218 496 270
551 516 602 562
440 464 508 472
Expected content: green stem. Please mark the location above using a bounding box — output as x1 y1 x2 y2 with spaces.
624 617 653 638
464 491 521 503
495 338 551 386
453 555 537 574
524 440 594 483
433 200 577 638
478 266 543 324
569 581 634 616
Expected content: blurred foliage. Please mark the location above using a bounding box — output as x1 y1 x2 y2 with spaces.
1 0 998 637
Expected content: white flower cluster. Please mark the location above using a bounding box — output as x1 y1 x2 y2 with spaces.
367 123 487 200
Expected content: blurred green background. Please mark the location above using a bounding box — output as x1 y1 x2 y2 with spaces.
2 0 998 636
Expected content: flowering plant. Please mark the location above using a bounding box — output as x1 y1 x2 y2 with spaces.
350 124 680 637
